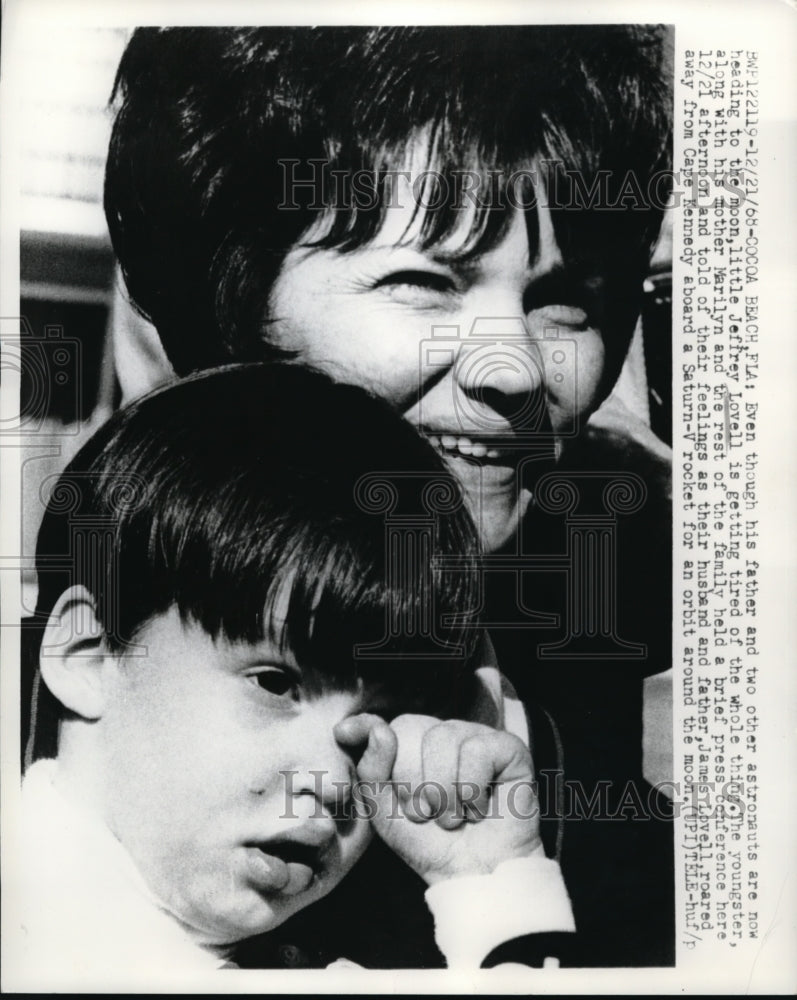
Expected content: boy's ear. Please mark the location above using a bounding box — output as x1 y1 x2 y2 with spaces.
39 585 111 721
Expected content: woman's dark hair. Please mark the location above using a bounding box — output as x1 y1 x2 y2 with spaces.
105 25 673 375
31 364 482 757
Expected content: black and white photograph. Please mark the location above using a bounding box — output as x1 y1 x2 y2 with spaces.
1 1 794 993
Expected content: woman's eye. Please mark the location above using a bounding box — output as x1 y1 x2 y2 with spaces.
527 302 591 330
523 271 604 330
374 270 456 304
248 668 295 697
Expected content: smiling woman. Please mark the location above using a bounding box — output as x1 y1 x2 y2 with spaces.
105 26 671 554
268 200 607 550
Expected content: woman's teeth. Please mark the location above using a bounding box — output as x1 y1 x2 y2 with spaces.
427 434 500 460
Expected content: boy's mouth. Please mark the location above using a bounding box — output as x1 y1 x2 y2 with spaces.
260 839 324 870
244 838 326 897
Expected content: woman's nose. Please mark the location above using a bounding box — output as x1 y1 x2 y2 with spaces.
452 316 548 432
448 204 566 430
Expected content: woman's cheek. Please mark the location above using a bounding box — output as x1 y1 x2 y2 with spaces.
539 329 604 435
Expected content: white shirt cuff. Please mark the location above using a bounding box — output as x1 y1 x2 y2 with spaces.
424 855 575 968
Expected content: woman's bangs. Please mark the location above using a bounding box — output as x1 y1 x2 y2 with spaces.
307 118 543 262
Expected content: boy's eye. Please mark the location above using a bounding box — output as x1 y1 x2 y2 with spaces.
248 667 296 697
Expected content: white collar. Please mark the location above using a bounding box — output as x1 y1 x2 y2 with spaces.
14 759 233 987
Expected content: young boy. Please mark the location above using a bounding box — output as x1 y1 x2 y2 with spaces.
10 364 573 986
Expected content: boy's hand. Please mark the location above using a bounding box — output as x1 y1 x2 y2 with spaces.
335 713 544 886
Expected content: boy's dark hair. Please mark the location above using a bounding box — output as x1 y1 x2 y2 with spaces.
105 25 673 376
30 364 482 758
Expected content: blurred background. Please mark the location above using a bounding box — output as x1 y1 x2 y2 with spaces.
19 26 128 403
18 27 129 610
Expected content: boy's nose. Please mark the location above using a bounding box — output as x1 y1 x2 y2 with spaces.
286 721 358 819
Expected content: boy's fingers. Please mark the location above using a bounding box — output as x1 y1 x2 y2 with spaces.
480 729 534 784
421 721 484 830
457 735 495 821
398 786 434 824
334 713 397 784
389 714 441 823
420 724 463 829
456 730 536 827
468 729 534 784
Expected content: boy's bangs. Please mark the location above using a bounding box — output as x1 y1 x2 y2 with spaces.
181 503 482 714
31 366 485 756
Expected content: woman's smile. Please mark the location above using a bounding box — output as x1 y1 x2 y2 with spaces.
269 194 607 551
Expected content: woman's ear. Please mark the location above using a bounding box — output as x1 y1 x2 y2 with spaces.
38 585 111 721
